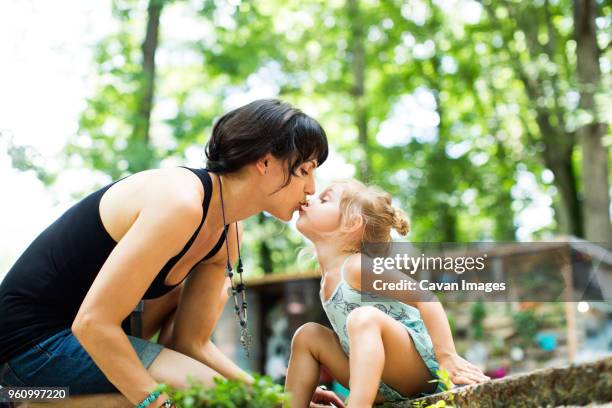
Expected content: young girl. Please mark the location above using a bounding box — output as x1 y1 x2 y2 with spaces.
285 180 489 407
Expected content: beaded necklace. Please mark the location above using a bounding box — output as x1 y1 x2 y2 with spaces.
217 174 251 355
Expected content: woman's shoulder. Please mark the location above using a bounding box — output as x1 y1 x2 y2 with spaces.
140 168 208 223
150 167 206 198
100 167 205 241
115 167 205 207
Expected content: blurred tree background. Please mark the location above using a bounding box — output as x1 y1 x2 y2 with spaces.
5 0 611 276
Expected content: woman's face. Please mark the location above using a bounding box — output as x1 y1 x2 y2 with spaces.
296 183 343 240
263 158 318 222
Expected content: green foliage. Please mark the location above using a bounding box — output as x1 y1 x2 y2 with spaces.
431 366 453 394
410 367 456 408
69 26 154 179
470 300 487 340
1 132 56 186
157 374 290 408
512 309 541 347
246 214 309 275
5 0 603 272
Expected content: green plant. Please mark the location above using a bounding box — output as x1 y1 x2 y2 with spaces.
158 374 290 408
512 310 541 347
470 300 487 340
410 367 456 408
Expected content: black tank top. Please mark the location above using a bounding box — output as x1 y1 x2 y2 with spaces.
0 167 225 364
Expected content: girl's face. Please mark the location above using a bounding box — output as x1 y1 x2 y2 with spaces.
296 184 343 240
263 158 318 222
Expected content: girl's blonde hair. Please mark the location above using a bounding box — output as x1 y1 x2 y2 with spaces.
332 179 409 253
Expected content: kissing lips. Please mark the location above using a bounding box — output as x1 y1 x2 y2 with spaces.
296 200 308 214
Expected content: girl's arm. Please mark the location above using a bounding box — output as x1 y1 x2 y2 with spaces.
416 301 457 359
417 301 490 385
171 222 254 383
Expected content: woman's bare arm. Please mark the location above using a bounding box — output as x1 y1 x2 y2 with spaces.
72 187 203 405
171 222 254 383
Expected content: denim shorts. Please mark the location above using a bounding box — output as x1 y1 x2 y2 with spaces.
0 328 163 394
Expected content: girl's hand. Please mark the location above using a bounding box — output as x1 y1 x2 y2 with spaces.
438 353 490 386
310 386 346 408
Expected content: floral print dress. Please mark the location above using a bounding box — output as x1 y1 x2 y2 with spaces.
320 255 445 402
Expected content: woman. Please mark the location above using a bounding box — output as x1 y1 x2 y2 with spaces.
0 99 329 407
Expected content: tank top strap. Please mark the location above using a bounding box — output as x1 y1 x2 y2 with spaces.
339 254 353 282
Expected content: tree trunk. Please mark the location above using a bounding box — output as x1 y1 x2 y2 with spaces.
347 0 370 181
542 146 584 237
130 0 163 172
429 54 459 242
574 0 612 243
493 141 517 241
483 3 584 238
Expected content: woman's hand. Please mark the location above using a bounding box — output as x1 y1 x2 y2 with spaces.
151 392 174 408
309 386 346 408
438 353 490 386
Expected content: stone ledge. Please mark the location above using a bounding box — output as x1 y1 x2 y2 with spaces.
11 356 612 407
392 356 612 408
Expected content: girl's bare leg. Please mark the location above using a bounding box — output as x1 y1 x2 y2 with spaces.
285 322 390 408
285 323 352 408
345 306 436 407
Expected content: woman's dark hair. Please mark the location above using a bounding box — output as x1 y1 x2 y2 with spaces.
205 99 328 187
